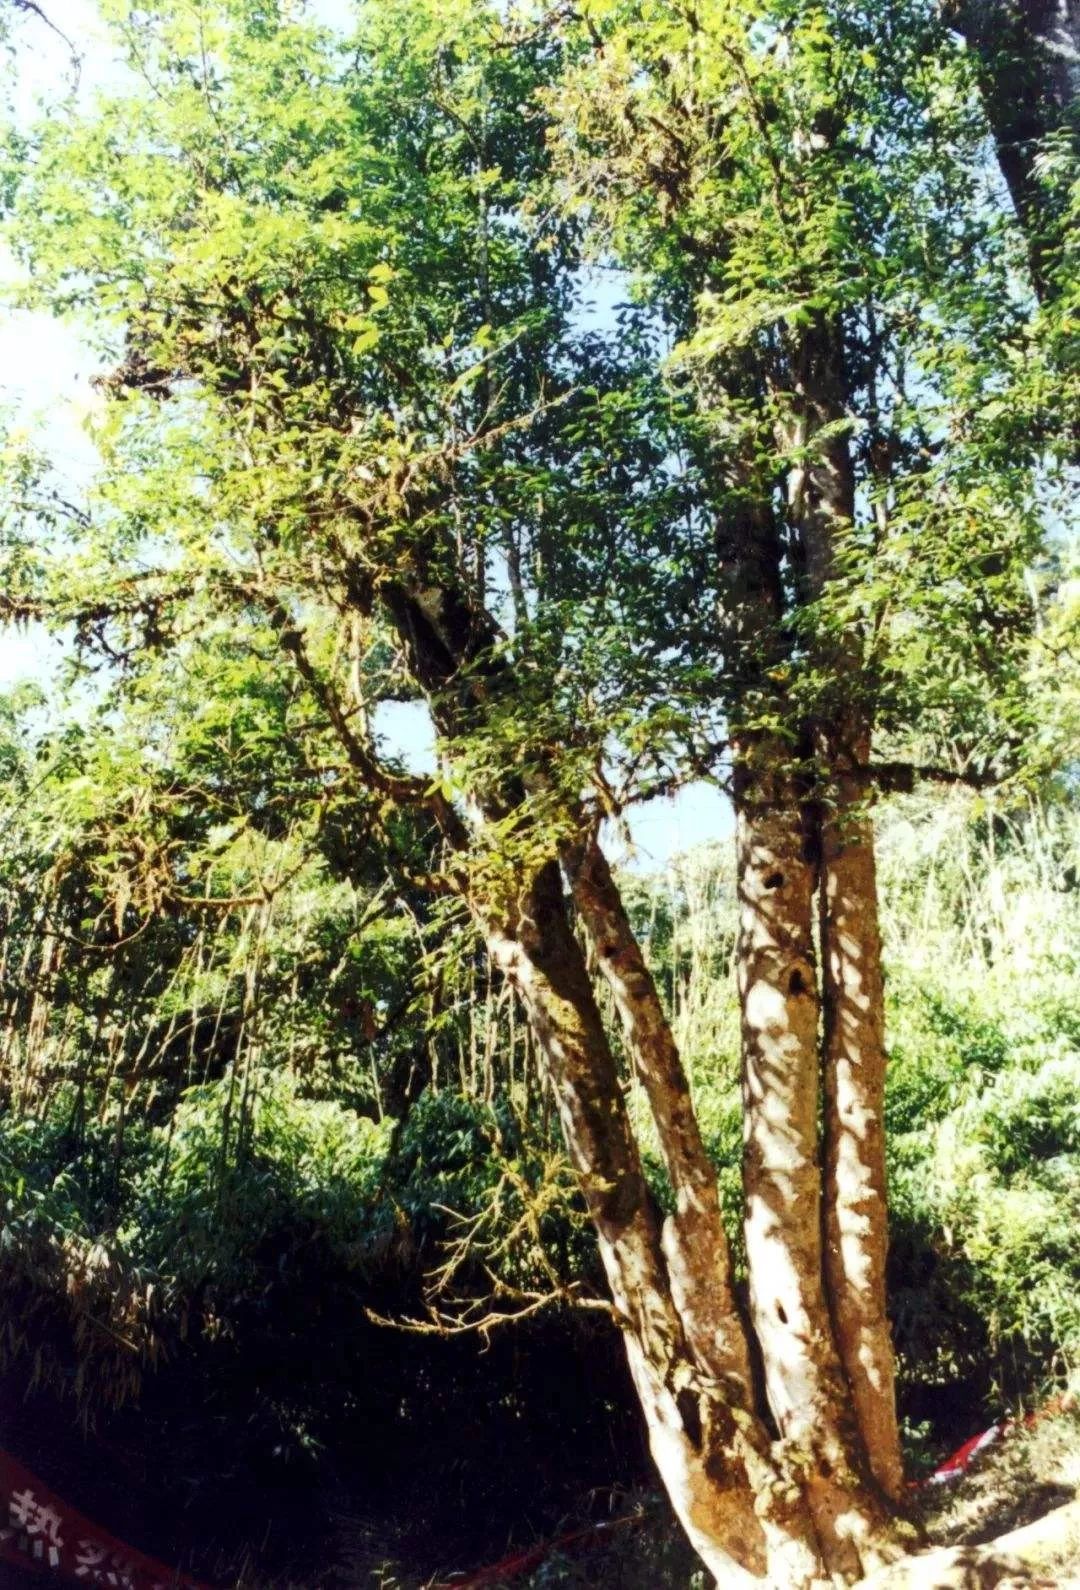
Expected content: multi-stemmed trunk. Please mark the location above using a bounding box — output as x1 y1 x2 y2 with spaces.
480 858 774 1584
377 578 817 1581
710 387 902 1532
480 854 828 1587
568 343 904 1543
376 573 907 1584
775 315 903 1500
732 722 902 1515
733 742 899 1575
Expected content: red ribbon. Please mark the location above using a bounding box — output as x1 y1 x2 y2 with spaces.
0 1450 211 1589
5 1393 1070 1588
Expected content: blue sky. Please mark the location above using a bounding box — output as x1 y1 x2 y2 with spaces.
376 698 733 869
0 0 735 871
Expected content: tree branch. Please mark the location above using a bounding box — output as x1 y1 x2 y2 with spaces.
862 759 1001 794
258 593 471 853
9 0 79 69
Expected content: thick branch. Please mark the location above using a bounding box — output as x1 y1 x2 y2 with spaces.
862 759 1001 794
562 828 756 1405
256 594 471 852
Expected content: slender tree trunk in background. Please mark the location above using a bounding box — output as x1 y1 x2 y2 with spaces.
950 0 1079 297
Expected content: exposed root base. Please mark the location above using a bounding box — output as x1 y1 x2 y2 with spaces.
856 1497 1080 1589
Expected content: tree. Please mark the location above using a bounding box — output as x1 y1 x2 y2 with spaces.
1 0 1070 1583
549 0 1064 1552
949 0 1078 297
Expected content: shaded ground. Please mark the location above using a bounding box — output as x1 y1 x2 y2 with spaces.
2 1387 1078 1587
383 1400 1080 1590
0 1320 650 1590
913 1400 1080 1586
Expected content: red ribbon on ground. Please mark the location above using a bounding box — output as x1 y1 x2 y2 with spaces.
433 1515 641 1590
915 1394 1072 1490
439 1397 1074 1588
0 1450 210 1588
4 1395 1070 1588
920 1420 1004 1486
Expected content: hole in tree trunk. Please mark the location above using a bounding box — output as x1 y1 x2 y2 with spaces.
776 1300 788 1325
764 871 784 889
788 968 807 996
675 1387 703 1450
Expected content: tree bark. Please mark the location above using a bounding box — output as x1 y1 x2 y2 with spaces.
480 856 822 1588
734 744 899 1579
562 830 755 1404
564 833 860 1577
950 0 1079 297
819 726 904 1504
780 317 904 1503
709 426 902 1558
379 577 831 1585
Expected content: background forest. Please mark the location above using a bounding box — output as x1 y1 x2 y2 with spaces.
0 0 1078 1586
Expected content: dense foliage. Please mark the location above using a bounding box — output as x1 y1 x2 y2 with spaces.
0 0 1076 1583
0 705 1077 1578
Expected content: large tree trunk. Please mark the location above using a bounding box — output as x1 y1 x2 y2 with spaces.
376 547 913 1578
734 743 899 1579
780 317 904 1502
564 834 843 1570
950 0 1079 297
380 579 827 1586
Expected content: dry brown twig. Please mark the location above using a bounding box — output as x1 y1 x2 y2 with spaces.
367 1153 615 1341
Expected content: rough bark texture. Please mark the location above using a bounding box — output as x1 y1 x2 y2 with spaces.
374 408 909 1580
562 831 755 1404
563 833 853 1580
482 856 843 1586
380 576 829 1585
782 318 904 1502
863 1495 1080 1588
734 747 898 1579
710 412 901 1562
819 728 903 1503
950 0 1079 296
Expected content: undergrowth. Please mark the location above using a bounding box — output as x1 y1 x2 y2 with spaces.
0 789 1077 1584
